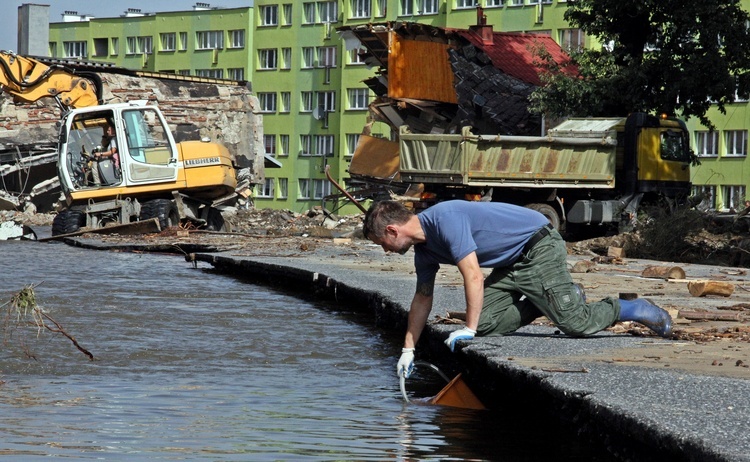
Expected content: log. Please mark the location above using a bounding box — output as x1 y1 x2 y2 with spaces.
687 280 735 297
642 265 686 280
679 310 745 322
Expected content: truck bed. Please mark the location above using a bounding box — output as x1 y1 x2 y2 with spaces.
398 126 619 189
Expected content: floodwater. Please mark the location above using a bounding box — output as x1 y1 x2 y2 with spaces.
0 240 613 460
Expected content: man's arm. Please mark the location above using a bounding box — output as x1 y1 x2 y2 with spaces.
403 278 435 349
456 251 484 331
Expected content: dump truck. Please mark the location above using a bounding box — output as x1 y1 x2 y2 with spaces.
0 51 260 235
350 112 694 235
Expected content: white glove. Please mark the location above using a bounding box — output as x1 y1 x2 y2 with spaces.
397 347 415 378
444 327 476 352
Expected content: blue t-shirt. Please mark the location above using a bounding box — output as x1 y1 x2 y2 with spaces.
415 201 548 285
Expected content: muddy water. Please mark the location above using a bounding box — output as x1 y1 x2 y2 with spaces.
0 240 611 460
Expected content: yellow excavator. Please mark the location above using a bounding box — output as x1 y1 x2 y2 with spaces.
0 51 237 235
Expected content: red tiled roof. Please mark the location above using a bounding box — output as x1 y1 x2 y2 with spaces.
454 29 574 86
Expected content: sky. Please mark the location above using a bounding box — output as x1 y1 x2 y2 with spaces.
0 0 253 52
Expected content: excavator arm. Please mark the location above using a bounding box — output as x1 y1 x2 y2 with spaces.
0 51 101 110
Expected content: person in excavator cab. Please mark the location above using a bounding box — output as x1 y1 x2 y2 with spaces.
90 122 121 185
362 200 673 379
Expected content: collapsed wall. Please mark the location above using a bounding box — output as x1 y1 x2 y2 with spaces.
0 70 264 211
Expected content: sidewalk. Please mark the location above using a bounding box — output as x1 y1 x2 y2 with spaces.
64 233 750 461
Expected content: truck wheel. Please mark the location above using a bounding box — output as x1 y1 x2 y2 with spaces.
51 210 85 236
526 203 561 231
206 208 226 231
140 199 180 230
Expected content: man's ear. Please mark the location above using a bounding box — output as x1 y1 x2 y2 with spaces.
384 224 399 237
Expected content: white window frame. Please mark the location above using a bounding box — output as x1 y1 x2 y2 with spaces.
160 33 176 52
259 92 277 113
317 91 336 112
314 135 335 157
351 0 372 18
692 185 716 211
280 135 290 156
401 0 414 16
347 88 369 110
485 0 503 7
278 178 289 198
228 68 245 80
110 37 118 55
300 135 312 155
281 47 292 69
196 69 224 78
317 46 337 68
725 130 748 157
264 134 277 156
298 178 311 199
179 32 188 51
420 0 439 14
349 48 366 65
196 30 224 50
257 178 275 198
302 47 315 68
376 0 387 17
695 131 718 157
283 4 293 25
346 133 360 157
261 5 278 26
280 92 291 113
229 30 245 49
313 179 332 199
456 0 478 8
319 1 338 23
559 29 585 51
63 41 87 58
303 2 316 23
509 0 523 5
258 49 278 70
722 185 746 211
301 92 314 112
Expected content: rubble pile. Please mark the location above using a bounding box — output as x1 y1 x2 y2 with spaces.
227 207 364 237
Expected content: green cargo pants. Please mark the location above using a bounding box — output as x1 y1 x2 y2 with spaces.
477 228 620 337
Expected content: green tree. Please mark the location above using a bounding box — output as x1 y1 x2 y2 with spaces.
530 0 750 129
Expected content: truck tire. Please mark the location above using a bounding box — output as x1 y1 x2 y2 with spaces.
140 199 180 230
526 203 561 231
51 209 85 236
206 208 226 231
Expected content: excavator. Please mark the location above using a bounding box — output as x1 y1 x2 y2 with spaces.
0 51 237 235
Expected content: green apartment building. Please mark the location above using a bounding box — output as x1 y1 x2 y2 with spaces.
46 1 750 215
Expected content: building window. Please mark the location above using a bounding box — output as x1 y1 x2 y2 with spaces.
346 133 360 157
317 46 337 68
725 130 748 156
315 135 335 156
63 41 87 58
349 48 366 65
298 179 311 199
301 92 314 112
278 178 289 198
49 42 57 57
692 185 716 211
456 0 478 8
280 135 290 156
265 135 277 156
196 31 224 50
722 185 746 211
351 0 371 18
139 36 153 54
258 49 278 70
179 69 191 75
485 0 503 7
280 92 291 113
420 0 439 14
303 2 316 23
179 32 188 51
559 29 585 51
347 88 369 110
376 0 387 16
93 38 108 57
229 30 245 49
510 0 523 5
313 179 332 199
302 47 315 68
282 4 293 25
300 135 312 155
228 68 245 80
257 178 275 198
196 69 224 78
281 47 292 69
401 0 413 15
317 91 336 112
695 131 718 157
261 5 278 26
319 1 338 22
259 92 277 113
110 38 118 55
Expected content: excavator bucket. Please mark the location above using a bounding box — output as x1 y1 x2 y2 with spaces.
428 373 486 410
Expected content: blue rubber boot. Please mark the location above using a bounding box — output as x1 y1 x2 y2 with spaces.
618 298 673 338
